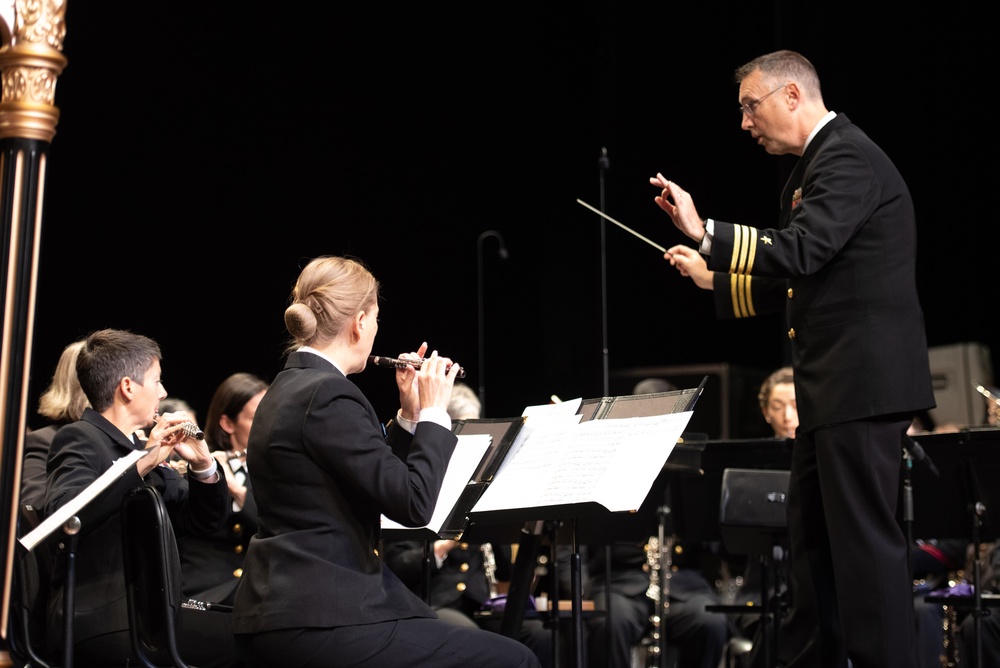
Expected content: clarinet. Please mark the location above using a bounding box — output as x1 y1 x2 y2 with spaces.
638 530 675 668
481 543 500 599
941 604 960 667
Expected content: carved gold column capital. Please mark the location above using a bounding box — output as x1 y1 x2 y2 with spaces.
0 0 67 142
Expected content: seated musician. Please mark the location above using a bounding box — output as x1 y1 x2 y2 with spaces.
178 373 269 606
758 366 797 439
42 329 238 667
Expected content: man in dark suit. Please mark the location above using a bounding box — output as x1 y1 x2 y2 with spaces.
43 329 236 666
652 50 934 668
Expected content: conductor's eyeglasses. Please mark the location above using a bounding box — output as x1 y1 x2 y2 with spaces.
739 83 788 117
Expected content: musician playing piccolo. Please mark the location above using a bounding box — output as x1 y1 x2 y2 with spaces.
230 256 539 668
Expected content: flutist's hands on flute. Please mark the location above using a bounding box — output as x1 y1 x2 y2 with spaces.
396 342 427 421
396 342 459 422
141 411 213 478
650 173 706 243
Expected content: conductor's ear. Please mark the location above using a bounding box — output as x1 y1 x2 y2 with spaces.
785 82 802 109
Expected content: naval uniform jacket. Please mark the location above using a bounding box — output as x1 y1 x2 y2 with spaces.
43 408 231 645
709 113 934 431
231 350 458 633
384 540 514 616
178 462 258 604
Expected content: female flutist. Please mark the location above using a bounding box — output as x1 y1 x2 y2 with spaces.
231 256 539 667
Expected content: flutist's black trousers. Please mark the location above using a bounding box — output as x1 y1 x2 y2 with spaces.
234 617 540 668
777 415 917 668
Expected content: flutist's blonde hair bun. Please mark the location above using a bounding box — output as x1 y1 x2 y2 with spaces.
284 256 380 352
285 302 318 341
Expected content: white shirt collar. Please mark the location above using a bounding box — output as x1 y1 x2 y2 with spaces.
298 346 344 375
805 110 837 150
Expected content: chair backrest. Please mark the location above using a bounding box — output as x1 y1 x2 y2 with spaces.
120 485 190 668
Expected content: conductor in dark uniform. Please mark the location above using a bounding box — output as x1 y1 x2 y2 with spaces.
652 50 934 668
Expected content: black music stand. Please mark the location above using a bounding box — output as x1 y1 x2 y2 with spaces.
381 416 529 606
907 429 1000 668
467 382 705 668
646 436 793 668
716 468 791 668
17 448 148 667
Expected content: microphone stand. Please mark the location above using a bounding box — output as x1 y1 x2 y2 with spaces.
597 147 610 396
477 230 508 417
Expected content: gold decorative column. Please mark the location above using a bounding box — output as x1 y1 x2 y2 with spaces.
0 1 67 664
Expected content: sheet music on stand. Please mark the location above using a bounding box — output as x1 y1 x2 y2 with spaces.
382 384 704 541
381 434 492 538
19 448 148 551
472 410 692 519
468 382 703 524
381 416 527 540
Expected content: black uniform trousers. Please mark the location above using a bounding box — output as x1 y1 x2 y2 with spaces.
778 415 917 668
234 616 540 668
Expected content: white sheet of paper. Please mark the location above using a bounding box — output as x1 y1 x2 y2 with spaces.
472 411 692 514
19 448 149 551
487 414 581 485
381 433 492 533
521 397 582 418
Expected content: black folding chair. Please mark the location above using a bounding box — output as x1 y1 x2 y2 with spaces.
10 504 55 668
120 485 191 668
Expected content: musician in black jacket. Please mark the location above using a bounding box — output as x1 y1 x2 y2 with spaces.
179 372 268 606
43 328 237 666
230 256 538 667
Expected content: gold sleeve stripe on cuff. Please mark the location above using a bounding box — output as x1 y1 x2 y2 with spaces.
729 224 742 273
731 224 753 275
730 274 755 318
737 225 750 273
744 227 758 274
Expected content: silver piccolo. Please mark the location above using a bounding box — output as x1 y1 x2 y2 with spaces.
368 355 466 378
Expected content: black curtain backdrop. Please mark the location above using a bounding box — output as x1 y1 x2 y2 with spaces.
28 3 995 426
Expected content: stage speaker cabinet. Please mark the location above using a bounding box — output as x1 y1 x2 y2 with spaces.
927 342 995 428
610 363 772 439
718 468 790 556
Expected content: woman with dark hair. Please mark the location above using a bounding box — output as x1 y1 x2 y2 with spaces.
179 372 268 605
231 256 538 667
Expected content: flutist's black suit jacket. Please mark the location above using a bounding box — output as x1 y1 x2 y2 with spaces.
43 408 231 646
709 113 934 431
231 350 457 633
